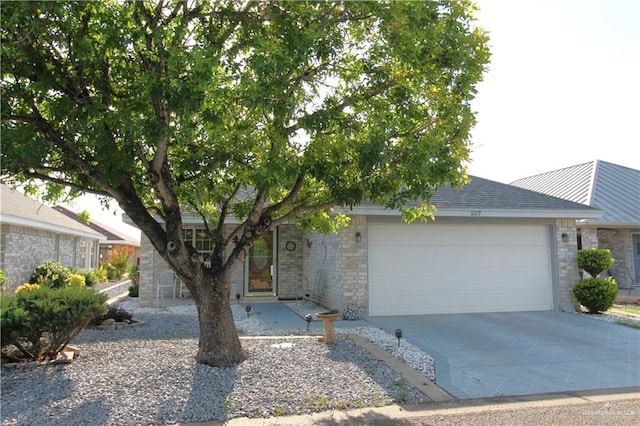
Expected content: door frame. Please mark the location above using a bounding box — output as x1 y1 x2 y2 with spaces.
244 230 277 296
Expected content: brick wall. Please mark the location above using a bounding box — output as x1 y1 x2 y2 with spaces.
555 219 580 310
597 228 636 289
0 223 98 291
301 216 368 313
138 225 275 307
276 225 303 299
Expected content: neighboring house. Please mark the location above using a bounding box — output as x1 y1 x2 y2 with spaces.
136 176 600 316
511 160 640 289
0 184 105 291
54 206 141 267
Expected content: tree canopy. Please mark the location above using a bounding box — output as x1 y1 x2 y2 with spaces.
1 0 490 366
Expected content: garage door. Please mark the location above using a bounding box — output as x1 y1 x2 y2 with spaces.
368 223 553 315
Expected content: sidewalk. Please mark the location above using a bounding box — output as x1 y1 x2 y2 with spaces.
207 388 639 426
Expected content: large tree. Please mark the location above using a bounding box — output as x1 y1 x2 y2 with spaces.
1 1 490 366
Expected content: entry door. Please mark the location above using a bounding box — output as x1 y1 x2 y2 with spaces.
245 231 276 295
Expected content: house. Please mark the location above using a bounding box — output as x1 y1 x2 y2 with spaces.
54 206 141 267
0 184 105 291
136 176 600 315
511 160 640 289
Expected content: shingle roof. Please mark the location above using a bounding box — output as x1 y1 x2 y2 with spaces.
0 184 104 239
54 206 140 246
351 175 601 219
511 161 640 226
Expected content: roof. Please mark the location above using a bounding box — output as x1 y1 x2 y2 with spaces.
510 160 640 226
54 206 140 247
0 184 105 240
350 175 601 219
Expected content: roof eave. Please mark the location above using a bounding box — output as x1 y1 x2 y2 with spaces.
0 214 107 241
342 205 602 219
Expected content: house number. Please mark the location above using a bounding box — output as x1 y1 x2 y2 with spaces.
471 210 482 216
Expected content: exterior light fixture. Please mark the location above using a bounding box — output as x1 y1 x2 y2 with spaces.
305 314 312 331
395 329 403 347
203 255 212 268
355 232 362 243
236 293 241 304
245 304 252 318
561 232 569 243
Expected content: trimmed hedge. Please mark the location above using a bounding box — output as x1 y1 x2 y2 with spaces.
573 277 618 313
1 286 107 362
577 248 614 278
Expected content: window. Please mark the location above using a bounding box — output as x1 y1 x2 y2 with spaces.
183 228 213 254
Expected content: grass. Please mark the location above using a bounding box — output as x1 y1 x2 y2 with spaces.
608 304 640 316
603 303 640 329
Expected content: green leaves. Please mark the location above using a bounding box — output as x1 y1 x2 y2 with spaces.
2 0 490 245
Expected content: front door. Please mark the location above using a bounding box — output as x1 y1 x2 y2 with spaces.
245 231 276 296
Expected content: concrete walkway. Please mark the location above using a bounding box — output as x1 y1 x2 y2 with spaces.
364 311 640 399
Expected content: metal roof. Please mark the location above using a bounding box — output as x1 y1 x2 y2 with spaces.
510 160 640 226
0 184 105 240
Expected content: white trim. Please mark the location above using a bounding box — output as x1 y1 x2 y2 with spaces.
339 205 603 219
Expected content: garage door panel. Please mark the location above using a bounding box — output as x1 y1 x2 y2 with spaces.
368 223 553 315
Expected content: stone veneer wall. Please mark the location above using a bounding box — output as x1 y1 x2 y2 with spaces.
0 223 96 291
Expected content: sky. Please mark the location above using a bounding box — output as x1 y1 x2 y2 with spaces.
467 0 639 182
68 0 640 234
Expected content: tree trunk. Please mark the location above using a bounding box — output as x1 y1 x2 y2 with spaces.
193 274 243 367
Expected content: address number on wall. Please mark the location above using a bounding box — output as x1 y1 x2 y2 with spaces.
470 211 482 216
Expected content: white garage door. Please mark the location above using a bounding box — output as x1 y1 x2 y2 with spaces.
368 223 553 316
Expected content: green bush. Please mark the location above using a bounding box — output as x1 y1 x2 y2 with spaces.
1 286 107 362
577 249 614 278
106 264 119 280
75 269 98 287
128 283 139 297
29 260 71 289
69 274 86 288
94 265 109 283
573 277 618 313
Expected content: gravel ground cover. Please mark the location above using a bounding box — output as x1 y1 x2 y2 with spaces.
1 301 431 426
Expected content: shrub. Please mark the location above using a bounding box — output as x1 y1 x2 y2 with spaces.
94 265 109 283
75 269 99 287
577 249 614 278
106 264 119 280
14 283 40 294
1 286 107 361
128 284 139 297
573 277 618 313
107 247 134 279
29 260 71 289
0 269 6 292
69 274 86 288
90 305 134 325
129 265 139 285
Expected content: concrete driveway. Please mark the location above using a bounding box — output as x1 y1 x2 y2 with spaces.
364 311 640 399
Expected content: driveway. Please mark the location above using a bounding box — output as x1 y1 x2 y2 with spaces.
364 311 640 399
